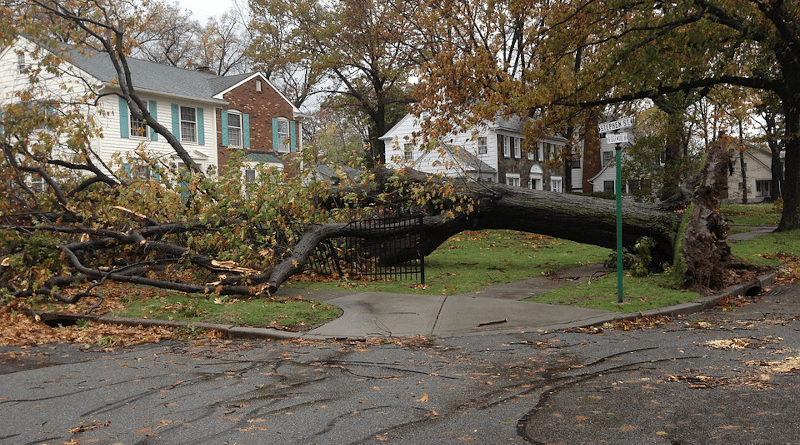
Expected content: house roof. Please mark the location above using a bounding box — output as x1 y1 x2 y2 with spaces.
413 143 496 174
208 72 302 116
66 48 226 104
245 151 284 164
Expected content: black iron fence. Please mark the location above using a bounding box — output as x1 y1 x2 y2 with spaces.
307 213 425 284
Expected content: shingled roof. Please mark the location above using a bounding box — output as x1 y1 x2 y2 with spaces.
67 47 228 103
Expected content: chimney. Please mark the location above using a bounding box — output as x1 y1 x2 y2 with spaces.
196 66 214 74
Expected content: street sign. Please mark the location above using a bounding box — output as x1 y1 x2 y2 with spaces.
598 116 634 134
606 133 629 144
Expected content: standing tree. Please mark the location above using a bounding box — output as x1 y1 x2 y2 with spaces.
248 0 417 165
410 0 800 230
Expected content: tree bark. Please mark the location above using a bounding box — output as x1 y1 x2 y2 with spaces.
681 137 734 289
264 179 682 293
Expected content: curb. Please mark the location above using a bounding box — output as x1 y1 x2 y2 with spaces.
26 311 305 341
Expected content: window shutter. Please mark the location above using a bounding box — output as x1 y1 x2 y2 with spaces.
243 114 250 148
0 108 3 135
289 120 297 152
220 111 229 147
197 107 204 145
119 97 129 139
272 118 279 151
149 100 158 141
171 103 180 139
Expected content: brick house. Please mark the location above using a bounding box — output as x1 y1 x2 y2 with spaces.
381 113 578 192
209 72 305 174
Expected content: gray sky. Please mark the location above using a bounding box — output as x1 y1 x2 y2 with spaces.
175 0 235 22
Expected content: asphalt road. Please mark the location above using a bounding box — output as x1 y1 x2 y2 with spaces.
2 283 800 445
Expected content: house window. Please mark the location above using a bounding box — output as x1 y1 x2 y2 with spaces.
536 142 543 161
30 175 45 192
506 173 520 187
17 54 26 75
602 151 614 167
570 153 581 169
180 106 197 143
512 137 521 159
604 180 615 194
544 142 554 160
130 103 148 138
256 80 262 92
245 168 256 182
131 164 150 180
478 137 487 154
756 180 770 198
403 143 413 161
498 134 508 158
276 119 290 152
550 176 563 193
228 112 242 147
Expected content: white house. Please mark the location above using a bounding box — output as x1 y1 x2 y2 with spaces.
726 145 777 203
0 37 224 178
587 135 638 194
380 113 575 191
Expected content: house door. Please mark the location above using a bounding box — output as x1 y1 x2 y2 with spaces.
756 180 771 198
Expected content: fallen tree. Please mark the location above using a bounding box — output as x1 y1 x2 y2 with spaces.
2 138 743 303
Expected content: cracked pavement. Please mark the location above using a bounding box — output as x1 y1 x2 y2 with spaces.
2 284 800 445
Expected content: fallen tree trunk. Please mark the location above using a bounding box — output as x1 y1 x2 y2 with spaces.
265 180 682 293
4 139 736 301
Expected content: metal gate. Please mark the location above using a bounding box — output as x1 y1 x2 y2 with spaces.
308 213 425 284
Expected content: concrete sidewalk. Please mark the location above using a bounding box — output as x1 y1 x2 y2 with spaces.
301 263 617 338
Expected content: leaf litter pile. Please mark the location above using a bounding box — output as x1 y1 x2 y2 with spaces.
0 284 223 349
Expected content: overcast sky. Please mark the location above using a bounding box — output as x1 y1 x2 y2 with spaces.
175 0 236 23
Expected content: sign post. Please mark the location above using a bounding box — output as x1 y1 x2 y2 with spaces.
598 116 633 303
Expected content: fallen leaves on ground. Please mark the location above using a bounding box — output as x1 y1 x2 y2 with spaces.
0 301 216 349
706 338 751 349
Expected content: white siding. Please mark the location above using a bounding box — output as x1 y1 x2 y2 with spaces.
94 95 218 173
2 37 219 176
381 114 499 174
727 150 773 203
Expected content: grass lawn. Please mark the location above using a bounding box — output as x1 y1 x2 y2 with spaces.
521 272 700 313
111 291 342 331
720 202 781 227
729 228 800 266
286 230 611 296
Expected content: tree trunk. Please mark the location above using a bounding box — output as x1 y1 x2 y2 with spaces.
778 102 800 231
681 137 734 289
265 181 682 293
739 149 748 204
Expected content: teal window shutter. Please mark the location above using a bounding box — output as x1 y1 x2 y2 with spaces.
119 97 129 139
272 118 279 151
243 113 250 148
289 120 297 152
0 108 4 135
149 100 158 141
171 103 180 139
221 111 228 147
197 107 205 145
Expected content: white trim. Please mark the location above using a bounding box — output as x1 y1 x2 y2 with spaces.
211 72 300 114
